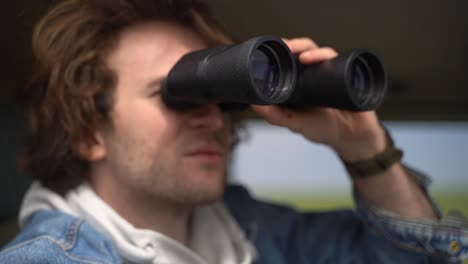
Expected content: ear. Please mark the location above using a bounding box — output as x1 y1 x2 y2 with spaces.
76 131 106 161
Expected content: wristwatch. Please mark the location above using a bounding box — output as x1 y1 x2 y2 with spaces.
342 126 403 178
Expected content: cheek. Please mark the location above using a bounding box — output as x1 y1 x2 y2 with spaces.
110 96 186 153
107 113 176 171
133 97 174 127
134 117 174 149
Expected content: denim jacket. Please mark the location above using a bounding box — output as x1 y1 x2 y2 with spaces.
0 183 466 263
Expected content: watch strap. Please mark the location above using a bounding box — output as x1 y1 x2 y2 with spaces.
343 127 403 178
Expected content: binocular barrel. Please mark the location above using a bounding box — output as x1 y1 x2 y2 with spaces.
161 35 387 111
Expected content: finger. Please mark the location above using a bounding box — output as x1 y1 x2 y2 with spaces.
283 37 319 54
252 105 324 131
298 47 338 64
251 105 294 127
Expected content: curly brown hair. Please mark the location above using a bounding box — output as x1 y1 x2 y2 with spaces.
21 0 232 192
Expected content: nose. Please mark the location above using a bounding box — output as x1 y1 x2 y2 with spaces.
187 104 226 130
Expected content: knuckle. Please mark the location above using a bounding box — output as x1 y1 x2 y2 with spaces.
301 37 318 46
292 37 317 47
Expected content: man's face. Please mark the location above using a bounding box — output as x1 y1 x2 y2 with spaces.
96 21 231 206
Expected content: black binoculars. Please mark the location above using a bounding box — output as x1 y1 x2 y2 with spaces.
161 35 387 112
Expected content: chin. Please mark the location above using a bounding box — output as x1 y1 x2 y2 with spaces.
188 170 226 204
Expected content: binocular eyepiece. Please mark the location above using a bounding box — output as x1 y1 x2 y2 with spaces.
161 35 387 112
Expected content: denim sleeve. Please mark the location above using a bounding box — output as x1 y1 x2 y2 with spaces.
353 164 468 262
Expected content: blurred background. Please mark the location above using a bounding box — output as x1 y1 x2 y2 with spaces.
1 0 467 250
230 120 468 213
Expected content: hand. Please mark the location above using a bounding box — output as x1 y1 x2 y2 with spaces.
252 38 387 162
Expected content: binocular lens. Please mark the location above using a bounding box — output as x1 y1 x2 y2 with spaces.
250 46 280 100
282 49 386 111
352 57 373 105
162 35 295 108
347 52 386 109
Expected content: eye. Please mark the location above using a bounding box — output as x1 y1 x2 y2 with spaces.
150 90 162 97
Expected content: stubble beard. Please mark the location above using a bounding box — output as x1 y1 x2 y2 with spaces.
146 158 228 207
106 137 229 210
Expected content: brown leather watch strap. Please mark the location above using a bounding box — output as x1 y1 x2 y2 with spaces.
343 127 403 178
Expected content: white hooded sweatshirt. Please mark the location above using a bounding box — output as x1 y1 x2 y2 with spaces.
19 182 257 264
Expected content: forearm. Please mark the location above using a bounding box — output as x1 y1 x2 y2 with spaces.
339 124 467 260
336 122 438 219
352 163 438 219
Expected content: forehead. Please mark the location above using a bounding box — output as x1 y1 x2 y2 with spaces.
106 21 207 84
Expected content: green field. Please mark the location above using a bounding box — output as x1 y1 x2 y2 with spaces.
257 190 468 216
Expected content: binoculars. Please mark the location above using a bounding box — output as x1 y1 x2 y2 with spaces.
161 35 387 112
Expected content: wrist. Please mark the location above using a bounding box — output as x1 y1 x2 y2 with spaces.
340 125 404 178
335 125 387 162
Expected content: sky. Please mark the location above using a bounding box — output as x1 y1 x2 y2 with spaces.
229 120 468 195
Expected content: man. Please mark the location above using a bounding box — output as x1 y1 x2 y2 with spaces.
1 0 466 263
